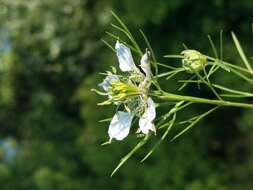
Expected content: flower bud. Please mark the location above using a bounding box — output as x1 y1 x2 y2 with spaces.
181 50 206 73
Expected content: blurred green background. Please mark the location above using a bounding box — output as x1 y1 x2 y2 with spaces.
0 0 253 189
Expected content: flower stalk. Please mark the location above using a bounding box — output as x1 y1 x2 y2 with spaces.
153 90 253 109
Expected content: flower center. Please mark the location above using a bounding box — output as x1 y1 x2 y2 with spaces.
108 80 140 101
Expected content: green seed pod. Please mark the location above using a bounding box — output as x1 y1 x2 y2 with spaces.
181 49 206 73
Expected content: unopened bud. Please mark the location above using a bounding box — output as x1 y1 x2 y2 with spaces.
181 50 206 73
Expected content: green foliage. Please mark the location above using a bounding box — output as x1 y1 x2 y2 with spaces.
0 0 252 189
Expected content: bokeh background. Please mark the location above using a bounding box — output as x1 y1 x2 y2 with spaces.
0 0 253 189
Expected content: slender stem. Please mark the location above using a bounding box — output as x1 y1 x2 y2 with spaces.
152 91 253 109
110 134 150 177
206 57 253 85
190 65 222 100
206 56 251 74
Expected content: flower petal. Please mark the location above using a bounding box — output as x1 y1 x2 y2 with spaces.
115 41 137 72
140 51 151 78
139 118 156 134
147 97 156 121
138 97 156 134
108 111 133 141
99 75 119 91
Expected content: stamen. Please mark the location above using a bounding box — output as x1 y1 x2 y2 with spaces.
108 81 141 102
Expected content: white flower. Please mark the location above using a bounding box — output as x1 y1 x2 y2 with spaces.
99 41 157 142
108 111 134 142
115 41 138 72
138 97 156 134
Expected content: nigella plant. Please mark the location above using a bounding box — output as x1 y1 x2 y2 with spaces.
99 41 156 142
94 12 253 176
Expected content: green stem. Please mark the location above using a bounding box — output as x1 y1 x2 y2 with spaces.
206 56 251 74
153 91 253 109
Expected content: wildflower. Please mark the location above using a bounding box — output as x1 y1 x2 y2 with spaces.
99 41 156 142
181 49 206 73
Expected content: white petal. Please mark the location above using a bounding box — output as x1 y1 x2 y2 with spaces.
139 117 156 134
108 111 133 141
147 97 156 121
99 75 119 91
115 41 137 72
140 51 151 78
138 97 156 134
